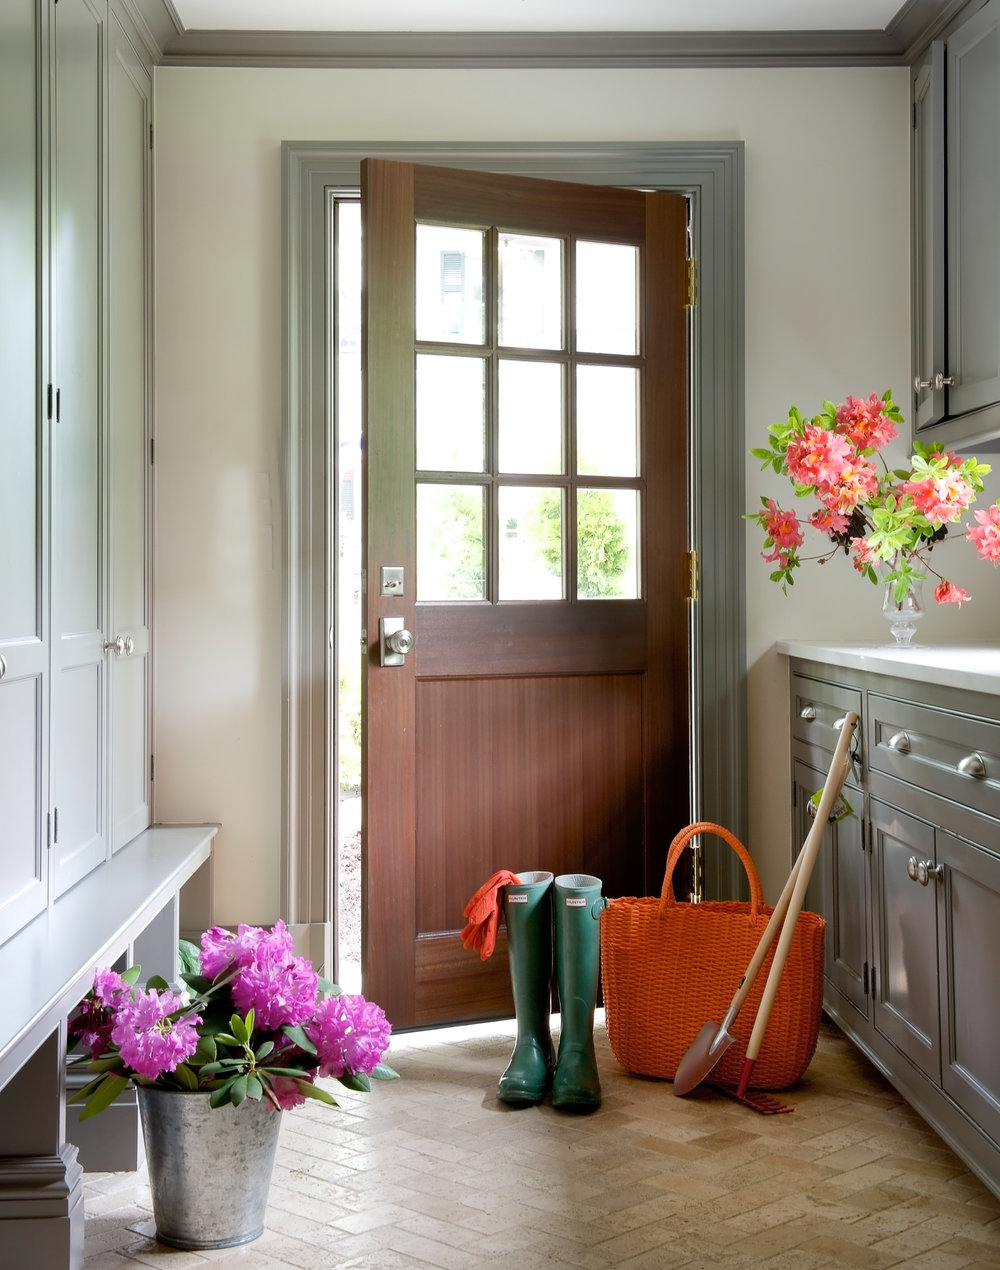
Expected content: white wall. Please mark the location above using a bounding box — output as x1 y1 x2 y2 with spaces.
153 64 1000 923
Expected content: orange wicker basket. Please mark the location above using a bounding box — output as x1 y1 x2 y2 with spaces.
600 821 826 1091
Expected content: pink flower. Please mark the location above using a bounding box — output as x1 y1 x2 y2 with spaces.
307 995 392 1079
835 393 898 451
199 919 295 978
111 988 201 1081
809 507 849 536
849 537 880 567
231 954 319 1031
761 500 803 549
820 456 879 514
934 580 971 607
266 1074 309 1111
968 502 1000 563
900 471 974 524
785 425 853 489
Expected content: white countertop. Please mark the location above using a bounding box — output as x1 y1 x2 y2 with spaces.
775 640 1000 694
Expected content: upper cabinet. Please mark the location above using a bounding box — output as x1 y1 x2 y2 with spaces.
912 0 1000 447
0 0 152 943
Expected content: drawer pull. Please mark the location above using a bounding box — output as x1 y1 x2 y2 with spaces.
833 715 848 730
799 704 816 720
957 752 987 779
887 730 911 754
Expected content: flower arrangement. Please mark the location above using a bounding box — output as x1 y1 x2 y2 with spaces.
68 921 397 1118
748 390 1000 604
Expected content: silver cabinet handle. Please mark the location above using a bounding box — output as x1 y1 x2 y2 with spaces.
103 635 135 658
799 705 816 720
957 752 987 779
0 653 6 681
914 373 956 391
907 856 943 886
887 730 911 753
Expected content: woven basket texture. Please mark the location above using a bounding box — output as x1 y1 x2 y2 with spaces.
601 821 825 1091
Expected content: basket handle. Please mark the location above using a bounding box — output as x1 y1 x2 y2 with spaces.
658 821 764 919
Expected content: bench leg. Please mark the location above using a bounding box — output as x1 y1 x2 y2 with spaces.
0 1030 84 1270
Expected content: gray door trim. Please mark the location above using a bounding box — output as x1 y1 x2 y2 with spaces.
282 141 746 960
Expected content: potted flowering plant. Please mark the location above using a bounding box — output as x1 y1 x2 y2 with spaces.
68 920 397 1250
747 390 1000 641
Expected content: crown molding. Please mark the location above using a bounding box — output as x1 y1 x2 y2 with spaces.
123 0 961 68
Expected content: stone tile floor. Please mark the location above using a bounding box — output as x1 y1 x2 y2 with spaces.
83 1015 1000 1269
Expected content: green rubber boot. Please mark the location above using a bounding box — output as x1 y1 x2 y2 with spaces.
552 873 604 1112
497 871 554 1105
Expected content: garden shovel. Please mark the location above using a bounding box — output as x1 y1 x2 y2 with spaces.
673 711 857 1102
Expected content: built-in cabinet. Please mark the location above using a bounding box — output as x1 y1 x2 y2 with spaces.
912 0 1000 446
0 0 152 941
789 653 1000 1198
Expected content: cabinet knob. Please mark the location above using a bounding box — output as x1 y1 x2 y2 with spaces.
0 653 6 682
957 752 987 779
907 856 943 886
913 373 956 391
799 704 816 720
103 635 135 658
887 730 911 754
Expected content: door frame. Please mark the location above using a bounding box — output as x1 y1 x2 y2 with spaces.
281 140 746 975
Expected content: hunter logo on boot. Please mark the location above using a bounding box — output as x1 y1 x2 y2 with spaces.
565 897 587 908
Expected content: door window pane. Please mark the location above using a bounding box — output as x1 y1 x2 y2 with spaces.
577 488 639 599
499 486 564 600
499 233 563 350
576 240 639 355
417 483 486 600
416 354 485 473
576 365 639 477
416 224 484 344
498 360 563 475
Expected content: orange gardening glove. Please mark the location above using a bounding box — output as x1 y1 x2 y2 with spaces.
460 870 521 961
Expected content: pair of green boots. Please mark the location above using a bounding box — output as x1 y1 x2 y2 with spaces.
498 871 604 1112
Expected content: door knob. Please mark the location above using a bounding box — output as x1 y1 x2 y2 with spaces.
379 617 414 666
103 635 135 657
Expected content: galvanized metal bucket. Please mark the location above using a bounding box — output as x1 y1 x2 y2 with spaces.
137 1088 282 1249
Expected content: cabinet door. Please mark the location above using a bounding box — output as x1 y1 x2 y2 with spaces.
946 0 1000 420
871 798 940 1084
939 830 1000 1146
912 42 946 431
0 0 50 940
108 13 151 850
794 759 868 1022
51 0 107 894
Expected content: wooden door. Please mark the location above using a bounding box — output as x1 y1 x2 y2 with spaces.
361 160 689 1029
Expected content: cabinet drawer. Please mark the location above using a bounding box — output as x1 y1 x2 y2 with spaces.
869 695 1000 818
791 675 862 756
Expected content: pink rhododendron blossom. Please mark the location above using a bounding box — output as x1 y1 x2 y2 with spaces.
308 995 392 1079
785 425 853 489
111 988 201 1080
968 503 1000 563
231 954 319 1031
934 580 971 606
820 457 879 514
267 1075 309 1111
199 919 295 978
94 968 129 1006
849 537 880 568
901 471 974 524
835 393 898 451
761 500 803 549
809 508 849 536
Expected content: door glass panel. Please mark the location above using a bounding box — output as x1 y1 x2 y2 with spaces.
498 233 563 350
576 365 639 477
498 360 563 475
576 240 639 355
577 487 639 599
416 224 484 344
416 354 486 473
498 486 564 600
417 483 486 600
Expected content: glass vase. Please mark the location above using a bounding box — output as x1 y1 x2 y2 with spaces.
881 577 924 646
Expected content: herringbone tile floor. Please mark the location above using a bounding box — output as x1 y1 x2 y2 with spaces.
82 1015 1000 1269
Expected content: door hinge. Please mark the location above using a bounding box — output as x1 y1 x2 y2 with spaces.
683 549 699 601
686 257 698 308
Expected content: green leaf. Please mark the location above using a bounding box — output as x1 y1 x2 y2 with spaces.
173 1062 200 1091
255 1040 275 1061
231 1073 249 1106
282 1024 317 1056
178 939 202 977
121 965 143 986
145 974 170 992
338 1072 371 1093
210 1081 235 1109
370 1062 400 1081
246 1074 263 1100
294 1080 340 1107
77 1073 130 1122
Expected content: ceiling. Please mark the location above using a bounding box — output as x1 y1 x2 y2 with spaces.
136 0 962 65
169 1 910 34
